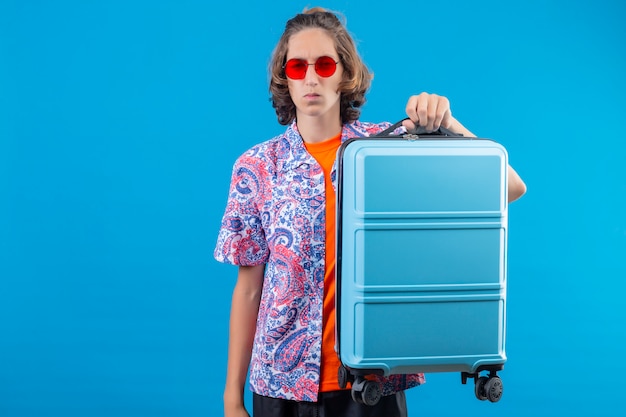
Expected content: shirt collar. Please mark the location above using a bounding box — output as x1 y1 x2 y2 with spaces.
279 120 367 172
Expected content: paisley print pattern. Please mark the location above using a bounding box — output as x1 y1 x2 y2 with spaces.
214 120 424 401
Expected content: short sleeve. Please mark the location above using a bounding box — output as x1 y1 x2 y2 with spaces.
213 153 269 266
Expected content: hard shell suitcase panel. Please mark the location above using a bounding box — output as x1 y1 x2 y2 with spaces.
337 139 508 380
357 152 504 213
353 300 505 375
358 228 504 287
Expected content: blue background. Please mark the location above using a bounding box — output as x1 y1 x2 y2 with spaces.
1 0 625 416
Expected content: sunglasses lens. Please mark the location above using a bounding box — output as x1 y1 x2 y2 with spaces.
315 56 337 77
284 59 308 79
284 57 338 79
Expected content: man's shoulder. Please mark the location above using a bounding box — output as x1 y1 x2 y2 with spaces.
344 120 393 138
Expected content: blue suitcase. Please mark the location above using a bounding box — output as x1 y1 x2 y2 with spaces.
335 122 508 405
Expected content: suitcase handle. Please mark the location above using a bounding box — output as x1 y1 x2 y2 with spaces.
372 117 464 138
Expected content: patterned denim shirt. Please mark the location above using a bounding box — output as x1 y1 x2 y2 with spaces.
214 120 425 402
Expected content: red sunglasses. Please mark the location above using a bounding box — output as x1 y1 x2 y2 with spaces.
283 56 339 80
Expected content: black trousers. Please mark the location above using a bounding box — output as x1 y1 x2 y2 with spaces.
252 390 407 417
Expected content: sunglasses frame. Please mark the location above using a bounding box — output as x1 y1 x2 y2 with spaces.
283 56 340 80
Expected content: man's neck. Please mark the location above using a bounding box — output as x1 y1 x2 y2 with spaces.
296 113 342 144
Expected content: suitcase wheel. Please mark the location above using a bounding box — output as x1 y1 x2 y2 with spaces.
474 374 503 402
466 370 504 403
474 376 489 401
351 377 382 406
337 364 354 389
484 376 503 402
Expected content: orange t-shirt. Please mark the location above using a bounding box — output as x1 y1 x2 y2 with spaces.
303 133 345 392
